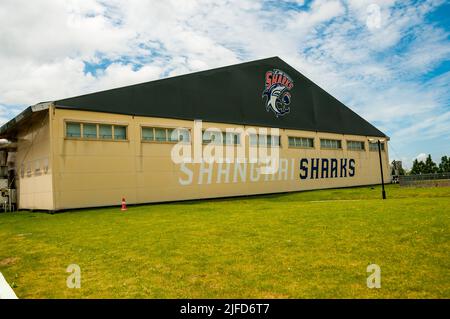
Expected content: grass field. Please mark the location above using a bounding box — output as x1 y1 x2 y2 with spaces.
0 184 449 299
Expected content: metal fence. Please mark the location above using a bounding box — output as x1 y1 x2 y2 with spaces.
399 172 450 186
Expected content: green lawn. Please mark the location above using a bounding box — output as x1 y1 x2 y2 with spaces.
0 184 449 299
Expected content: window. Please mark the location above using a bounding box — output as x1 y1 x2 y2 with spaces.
369 141 385 151
66 122 128 141
142 127 190 143
234 134 240 145
142 127 154 141
168 128 178 142
258 135 266 146
66 122 81 138
99 124 113 140
176 129 190 143
249 134 280 147
288 136 314 148
202 130 222 144
347 140 365 151
224 132 240 145
249 134 258 146
83 123 97 139
114 125 127 140
202 131 241 145
155 128 167 141
170 128 190 142
320 139 342 149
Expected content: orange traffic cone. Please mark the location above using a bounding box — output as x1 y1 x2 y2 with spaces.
121 197 127 211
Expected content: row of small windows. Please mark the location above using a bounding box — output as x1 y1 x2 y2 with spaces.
288 136 314 148
288 138 383 151
369 142 385 151
347 140 365 151
203 130 241 145
142 127 190 143
320 139 342 149
66 122 127 140
319 139 384 151
65 123 385 151
249 134 281 147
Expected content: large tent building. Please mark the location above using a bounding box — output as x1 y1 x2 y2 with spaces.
0 57 389 211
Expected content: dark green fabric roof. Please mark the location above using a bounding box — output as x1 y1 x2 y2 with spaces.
54 57 386 137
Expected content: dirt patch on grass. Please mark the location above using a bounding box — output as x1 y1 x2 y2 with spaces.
0 257 20 266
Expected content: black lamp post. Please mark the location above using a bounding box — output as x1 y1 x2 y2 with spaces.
370 138 386 199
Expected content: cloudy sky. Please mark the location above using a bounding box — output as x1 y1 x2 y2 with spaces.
0 0 449 168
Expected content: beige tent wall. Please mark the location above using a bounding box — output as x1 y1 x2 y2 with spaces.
51 108 390 210
15 111 54 210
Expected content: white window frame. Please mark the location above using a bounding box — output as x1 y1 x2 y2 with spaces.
347 140 365 151
142 126 191 144
288 136 314 149
64 120 128 142
320 138 342 150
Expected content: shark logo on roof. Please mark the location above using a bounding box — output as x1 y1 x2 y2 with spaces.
262 69 294 117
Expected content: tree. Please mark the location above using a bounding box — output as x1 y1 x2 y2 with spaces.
423 154 438 174
438 156 450 173
411 154 440 175
410 158 425 175
391 160 406 176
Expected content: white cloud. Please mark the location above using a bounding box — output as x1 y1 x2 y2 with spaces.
415 153 428 162
91 63 163 91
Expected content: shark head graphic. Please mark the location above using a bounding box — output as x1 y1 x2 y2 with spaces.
262 69 294 117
